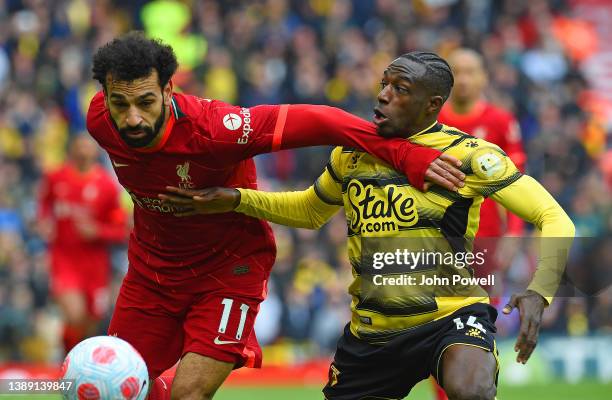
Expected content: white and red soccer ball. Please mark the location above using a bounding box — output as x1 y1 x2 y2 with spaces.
61 336 149 400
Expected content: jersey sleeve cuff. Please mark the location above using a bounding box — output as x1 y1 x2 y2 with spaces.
526 283 553 306
235 188 250 213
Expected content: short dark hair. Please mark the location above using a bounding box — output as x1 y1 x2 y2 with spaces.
92 31 178 90
399 51 454 101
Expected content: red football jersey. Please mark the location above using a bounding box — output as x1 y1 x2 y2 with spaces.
86 91 443 290
86 92 280 290
439 101 526 237
38 162 126 279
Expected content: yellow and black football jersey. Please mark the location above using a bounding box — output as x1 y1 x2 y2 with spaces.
312 122 521 341
236 120 573 343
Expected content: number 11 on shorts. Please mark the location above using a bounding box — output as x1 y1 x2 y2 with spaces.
218 298 250 340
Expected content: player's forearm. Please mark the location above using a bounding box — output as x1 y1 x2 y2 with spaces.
492 175 575 304
279 105 441 189
525 191 574 304
94 209 128 243
527 214 574 305
236 186 339 229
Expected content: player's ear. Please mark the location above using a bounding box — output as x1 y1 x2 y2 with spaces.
163 80 173 106
428 95 444 114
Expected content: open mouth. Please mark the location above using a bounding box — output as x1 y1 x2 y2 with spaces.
373 108 388 125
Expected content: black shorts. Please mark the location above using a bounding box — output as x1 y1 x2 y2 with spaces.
323 303 499 400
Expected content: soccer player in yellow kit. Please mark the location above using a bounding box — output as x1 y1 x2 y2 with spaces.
159 52 574 400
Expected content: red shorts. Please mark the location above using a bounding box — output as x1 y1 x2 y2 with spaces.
108 256 273 380
50 252 110 319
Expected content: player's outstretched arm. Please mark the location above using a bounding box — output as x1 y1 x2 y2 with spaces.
278 105 465 191
490 175 575 364
207 103 465 191
159 185 340 229
161 146 344 226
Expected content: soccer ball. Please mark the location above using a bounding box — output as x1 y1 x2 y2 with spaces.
61 336 149 400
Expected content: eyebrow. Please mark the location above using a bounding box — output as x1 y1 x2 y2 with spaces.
384 68 413 84
109 92 157 100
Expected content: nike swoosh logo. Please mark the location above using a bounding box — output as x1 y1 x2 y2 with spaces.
112 160 129 168
214 336 239 345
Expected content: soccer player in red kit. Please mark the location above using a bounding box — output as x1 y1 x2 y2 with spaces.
86 32 465 400
38 135 127 353
439 48 527 237
436 48 528 400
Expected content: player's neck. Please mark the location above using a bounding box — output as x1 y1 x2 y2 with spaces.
406 119 438 137
450 98 478 115
71 161 94 174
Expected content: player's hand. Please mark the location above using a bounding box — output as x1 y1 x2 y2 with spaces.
71 210 98 240
503 290 547 364
423 153 466 191
74 220 98 240
159 186 241 216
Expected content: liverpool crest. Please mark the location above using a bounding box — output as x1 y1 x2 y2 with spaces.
176 161 194 189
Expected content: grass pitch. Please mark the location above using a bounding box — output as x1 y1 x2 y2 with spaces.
215 380 610 400
2 380 608 399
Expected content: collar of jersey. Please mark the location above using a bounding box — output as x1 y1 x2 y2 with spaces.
410 120 440 138
134 97 178 153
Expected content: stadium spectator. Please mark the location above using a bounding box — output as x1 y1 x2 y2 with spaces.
440 48 526 238
0 0 608 380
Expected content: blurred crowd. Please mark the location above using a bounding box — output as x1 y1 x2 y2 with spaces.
0 0 610 363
